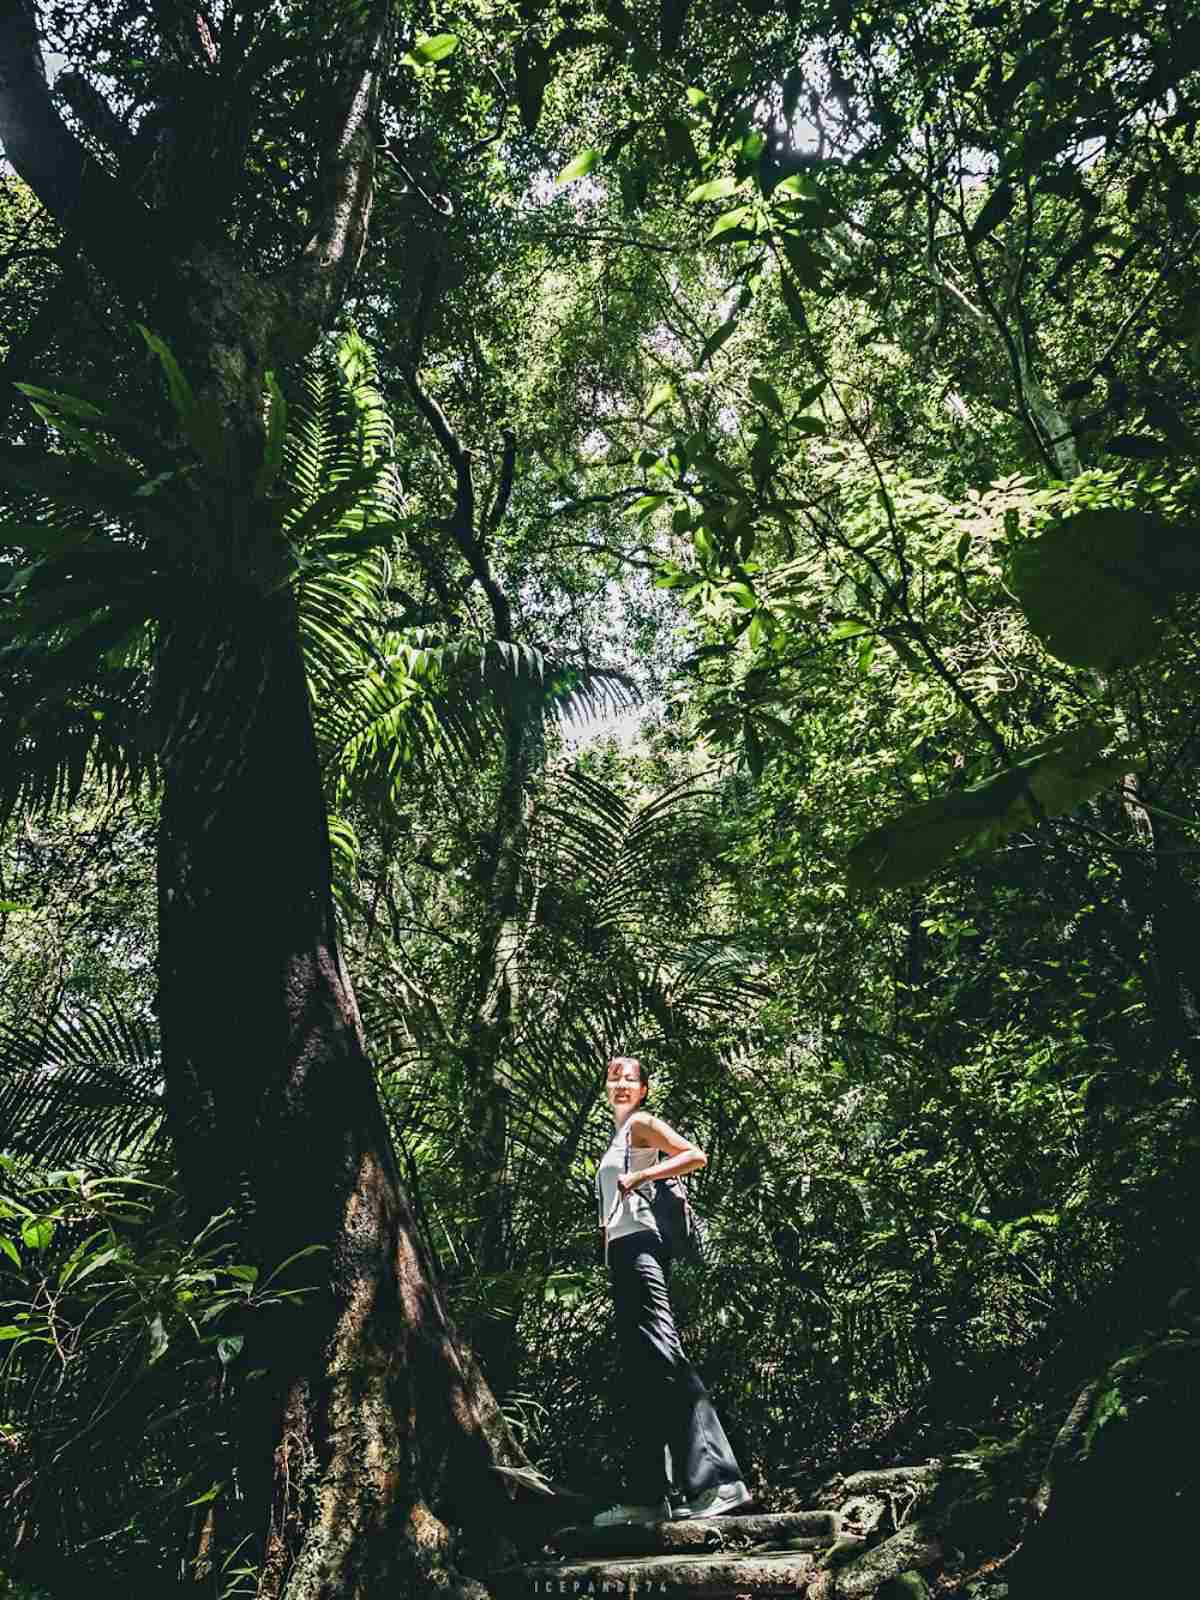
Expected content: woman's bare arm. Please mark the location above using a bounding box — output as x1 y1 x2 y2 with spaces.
619 1112 706 1191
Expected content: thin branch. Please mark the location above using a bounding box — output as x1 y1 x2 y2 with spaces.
546 538 661 572
380 148 455 217
450 63 509 162
1084 224 1200 381
406 374 477 537
485 428 517 541
532 487 653 521
526 226 681 255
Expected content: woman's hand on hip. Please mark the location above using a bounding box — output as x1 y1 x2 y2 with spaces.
617 1172 646 1197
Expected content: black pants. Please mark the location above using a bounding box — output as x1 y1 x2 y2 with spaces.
607 1229 744 1505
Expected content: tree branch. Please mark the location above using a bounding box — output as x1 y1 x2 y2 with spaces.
55 69 131 161
485 428 517 541
277 0 392 347
0 0 159 301
406 371 476 534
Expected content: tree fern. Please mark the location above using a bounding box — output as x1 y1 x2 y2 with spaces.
0 327 633 829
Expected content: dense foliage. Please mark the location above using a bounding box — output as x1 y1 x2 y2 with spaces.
2 2 1198 1596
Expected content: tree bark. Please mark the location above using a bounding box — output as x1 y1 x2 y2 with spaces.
156 583 527 1596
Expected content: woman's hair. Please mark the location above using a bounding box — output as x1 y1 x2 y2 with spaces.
607 1054 650 1105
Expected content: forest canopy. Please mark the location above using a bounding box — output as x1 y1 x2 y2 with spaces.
1 2 1198 1597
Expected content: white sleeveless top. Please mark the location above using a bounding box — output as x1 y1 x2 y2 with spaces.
595 1120 661 1263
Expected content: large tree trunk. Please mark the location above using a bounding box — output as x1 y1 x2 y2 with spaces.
157 582 526 1598
0 4 535 1590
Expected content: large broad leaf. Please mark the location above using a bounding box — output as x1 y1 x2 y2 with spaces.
412 33 458 63
969 183 1016 244
847 722 1134 893
557 148 601 184
1009 509 1200 670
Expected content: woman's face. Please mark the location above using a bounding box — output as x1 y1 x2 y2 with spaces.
606 1057 646 1119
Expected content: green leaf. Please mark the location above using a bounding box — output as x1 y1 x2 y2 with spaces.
775 173 821 201
412 33 458 62
645 381 676 419
0 524 93 554
687 176 739 203
707 205 751 241
13 383 104 422
557 148 601 184
629 494 669 518
1008 509 1199 670
792 416 827 437
285 463 384 548
0 1235 20 1267
317 520 408 559
19 1216 55 1250
136 325 195 422
781 234 827 289
830 620 870 639
847 722 1130 893
1048 225 1114 287
0 448 137 514
0 1325 25 1340
992 51 1043 115
693 455 744 495
699 317 737 366
685 86 708 108
217 1334 244 1365
779 271 808 331
969 183 1016 245
1038 166 1100 214
663 117 700 171
148 1311 169 1364
185 1482 226 1508
69 1246 122 1286
749 377 785 418
754 711 805 751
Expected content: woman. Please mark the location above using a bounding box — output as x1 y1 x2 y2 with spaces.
592 1054 752 1526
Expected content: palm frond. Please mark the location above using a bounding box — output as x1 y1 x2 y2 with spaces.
535 770 711 934
649 935 773 1015
0 666 156 825
320 638 639 807
0 999 164 1168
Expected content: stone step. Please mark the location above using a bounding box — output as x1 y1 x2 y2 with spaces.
492 1547 822 1598
549 1510 841 1559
